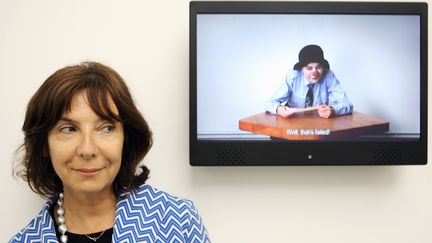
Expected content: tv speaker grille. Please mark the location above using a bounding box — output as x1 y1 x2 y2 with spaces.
374 148 402 164
216 148 245 165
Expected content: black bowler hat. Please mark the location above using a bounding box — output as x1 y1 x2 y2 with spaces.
293 45 330 70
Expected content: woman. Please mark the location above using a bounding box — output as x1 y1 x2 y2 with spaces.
265 44 353 118
10 62 210 243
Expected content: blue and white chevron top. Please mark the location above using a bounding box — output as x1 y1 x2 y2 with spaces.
9 184 211 243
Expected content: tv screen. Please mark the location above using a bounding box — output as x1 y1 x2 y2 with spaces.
190 1 428 165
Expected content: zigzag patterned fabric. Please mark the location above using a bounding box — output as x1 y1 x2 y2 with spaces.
9 184 211 243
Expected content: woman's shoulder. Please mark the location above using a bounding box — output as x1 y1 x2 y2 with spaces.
117 184 204 230
287 70 302 79
116 184 210 242
127 184 196 210
139 184 193 206
323 69 336 79
284 70 306 85
9 200 57 243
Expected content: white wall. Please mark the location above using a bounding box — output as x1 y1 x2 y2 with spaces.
1 1 431 242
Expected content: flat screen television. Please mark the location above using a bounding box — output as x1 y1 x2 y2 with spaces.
190 1 428 165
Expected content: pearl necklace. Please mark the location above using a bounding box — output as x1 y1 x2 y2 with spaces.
56 192 106 243
56 193 68 243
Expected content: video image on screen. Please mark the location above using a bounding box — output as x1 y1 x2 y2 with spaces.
196 14 421 141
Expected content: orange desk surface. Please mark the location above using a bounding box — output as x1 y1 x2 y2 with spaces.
239 111 389 140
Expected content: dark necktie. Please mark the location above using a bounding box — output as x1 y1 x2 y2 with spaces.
305 84 314 107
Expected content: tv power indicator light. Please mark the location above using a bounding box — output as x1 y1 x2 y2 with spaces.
307 154 312 160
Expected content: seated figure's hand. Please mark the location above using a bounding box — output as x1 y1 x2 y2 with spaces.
277 106 295 118
318 105 334 118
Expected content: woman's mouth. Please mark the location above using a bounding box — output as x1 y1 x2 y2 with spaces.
74 168 102 176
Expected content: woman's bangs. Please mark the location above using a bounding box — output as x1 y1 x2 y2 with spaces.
86 86 122 123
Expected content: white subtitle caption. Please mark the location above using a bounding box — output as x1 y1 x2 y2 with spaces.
286 129 330 136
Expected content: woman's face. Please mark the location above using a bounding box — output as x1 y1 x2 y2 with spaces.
301 62 324 83
48 90 124 196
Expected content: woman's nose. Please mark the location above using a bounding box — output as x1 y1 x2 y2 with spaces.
76 134 99 159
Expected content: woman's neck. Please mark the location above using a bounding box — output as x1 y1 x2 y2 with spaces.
59 188 117 234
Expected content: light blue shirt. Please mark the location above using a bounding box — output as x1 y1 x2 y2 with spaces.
265 69 353 115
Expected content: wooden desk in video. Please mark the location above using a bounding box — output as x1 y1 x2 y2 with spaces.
239 112 389 140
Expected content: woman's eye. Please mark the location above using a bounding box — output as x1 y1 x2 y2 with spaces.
101 125 115 133
59 126 76 134
306 65 322 71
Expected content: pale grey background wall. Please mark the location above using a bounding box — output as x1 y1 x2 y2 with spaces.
1 0 431 242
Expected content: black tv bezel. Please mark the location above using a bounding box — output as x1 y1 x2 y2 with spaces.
190 1 428 166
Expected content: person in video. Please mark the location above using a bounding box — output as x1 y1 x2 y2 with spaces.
10 62 210 243
265 44 353 118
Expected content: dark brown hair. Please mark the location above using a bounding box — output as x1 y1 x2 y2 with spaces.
16 61 152 199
